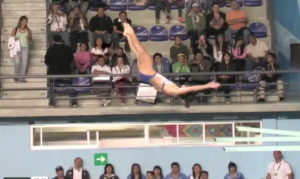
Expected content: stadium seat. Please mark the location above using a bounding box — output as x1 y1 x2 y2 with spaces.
169 25 187 40
109 0 127 11
72 77 91 93
128 0 147 10
147 5 156 10
149 26 168 41
133 26 149 41
249 22 267 38
89 0 109 11
244 0 262 6
225 0 243 7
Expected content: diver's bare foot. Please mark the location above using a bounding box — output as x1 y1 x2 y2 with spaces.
123 22 134 36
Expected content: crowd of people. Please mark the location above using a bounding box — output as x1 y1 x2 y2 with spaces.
7 0 285 107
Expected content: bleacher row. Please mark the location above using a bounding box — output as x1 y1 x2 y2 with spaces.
90 0 264 12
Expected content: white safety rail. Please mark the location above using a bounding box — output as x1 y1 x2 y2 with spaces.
30 121 263 150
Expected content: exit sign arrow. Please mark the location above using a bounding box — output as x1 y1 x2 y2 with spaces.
94 153 108 166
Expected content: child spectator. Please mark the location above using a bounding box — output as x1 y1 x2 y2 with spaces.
74 43 91 74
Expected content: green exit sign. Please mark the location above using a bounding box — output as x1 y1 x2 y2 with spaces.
94 153 108 166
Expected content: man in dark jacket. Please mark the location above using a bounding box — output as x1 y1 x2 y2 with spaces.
88 6 113 46
53 166 70 179
44 35 77 107
66 157 90 179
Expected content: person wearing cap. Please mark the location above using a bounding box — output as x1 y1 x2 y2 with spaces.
45 35 78 107
185 3 206 47
66 157 90 179
172 54 191 73
53 166 70 179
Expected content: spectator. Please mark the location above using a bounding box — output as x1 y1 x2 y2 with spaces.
91 55 112 107
112 11 132 52
200 171 209 179
68 6 88 53
99 164 119 179
170 35 189 63
213 34 231 63
165 162 188 179
185 3 206 47
246 34 269 71
189 164 202 179
189 52 212 103
156 0 184 23
185 0 201 16
91 37 109 64
225 0 250 45
112 56 131 105
153 53 171 74
172 54 191 73
217 52 236 104
205 3 227 37
232 37 247 71
74 43 91 74
47 4 69 46
44 35 77 107
63 0 89 15
266 151 293 179
111 47 130 67
153 166 164 179
192 33 213 59
54 166 66 179
147 171 154 179
258 53 284 102
11 16 32 82
127 163 147 179
65 157 90 179
88 7 113 47
224 162 245 179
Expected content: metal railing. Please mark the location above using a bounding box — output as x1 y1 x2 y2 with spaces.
0 70 299 107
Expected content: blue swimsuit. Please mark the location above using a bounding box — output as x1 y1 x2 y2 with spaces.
139 72 172 92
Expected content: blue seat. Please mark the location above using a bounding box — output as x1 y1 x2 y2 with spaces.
238 83 257 90
244 0 262 6
128 0 147 10
133 26 149 41
169 25 187 40
149 26 168 41
249 22 267 38
72 77 91 93
109 0 127 11
225 0 243 7
148 5 156 10
89 0 109 11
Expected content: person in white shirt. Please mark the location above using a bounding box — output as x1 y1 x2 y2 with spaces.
65 157 91 179
90 37 109 64
91 55 112 106
246 34 269 70
266 151 293 179
47 4 69 46
213 34 231 68
112 56 131 105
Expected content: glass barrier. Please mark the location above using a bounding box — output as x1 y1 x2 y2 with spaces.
30 121 262 150
1 70 300 108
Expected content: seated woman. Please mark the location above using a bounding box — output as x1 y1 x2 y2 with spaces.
91 55 112 107
74 43 91 74
90 37 109 65
122 22 219 107
112 56 131 105
205 3 228 37
217 52 236 104
192 33 213 59
213 34 231 69
170 35 189 63
111 47 130 67
231 37 247 71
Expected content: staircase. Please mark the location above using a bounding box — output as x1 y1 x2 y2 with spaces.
0 0 48 107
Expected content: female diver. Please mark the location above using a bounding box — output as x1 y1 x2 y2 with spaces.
122 23 220 107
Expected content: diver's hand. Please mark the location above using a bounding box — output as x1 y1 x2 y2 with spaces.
207 81 220 89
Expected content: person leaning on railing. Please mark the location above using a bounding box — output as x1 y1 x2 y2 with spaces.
258 52 284 102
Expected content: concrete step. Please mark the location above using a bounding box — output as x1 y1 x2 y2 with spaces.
2 0 46 3
1 10 47 19
1 34 46 43
1 78 47 83
0 99 48 107
2 2 46 11
88 5 267 25
2 18 46 27
1 26 47 35
1 57 44 66
0 82 47 88
1 49 46 59
1 90 47 99
0 65 47 75
1 42 47 51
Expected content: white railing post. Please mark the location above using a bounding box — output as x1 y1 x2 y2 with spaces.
96 131 99 147
87 131 90 145
144 124 149 144
40 127 43 146
176 124 179 144
203 123 206 143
